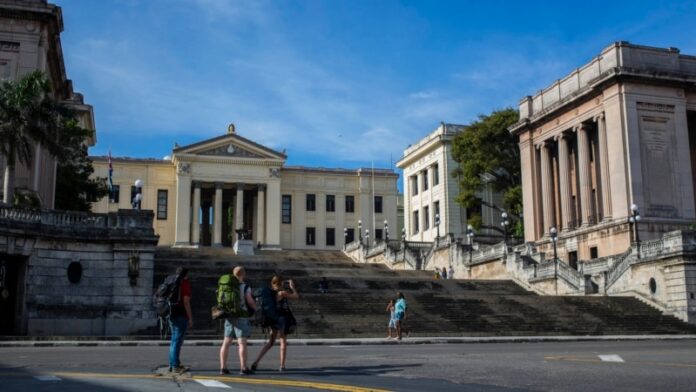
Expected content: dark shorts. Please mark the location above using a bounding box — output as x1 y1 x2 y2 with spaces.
272 315 296 336
395 311 405 321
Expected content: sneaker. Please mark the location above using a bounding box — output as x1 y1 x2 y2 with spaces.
171 366 189 374
240 368 253 376
220 368 230 375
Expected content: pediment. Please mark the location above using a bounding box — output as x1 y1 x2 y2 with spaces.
173 133 286 161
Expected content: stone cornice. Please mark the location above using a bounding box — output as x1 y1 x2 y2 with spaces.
173 153 284 167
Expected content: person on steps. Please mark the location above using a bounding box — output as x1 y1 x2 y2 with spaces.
448 265 455 279
386 299 397 339
169 267 193 373
219 266 257 376
441 267 448 279
395 292 409 340
251 276 299 372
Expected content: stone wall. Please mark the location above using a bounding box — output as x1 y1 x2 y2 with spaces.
0 207 159 336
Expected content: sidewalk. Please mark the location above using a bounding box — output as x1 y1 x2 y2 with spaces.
1 335 695 347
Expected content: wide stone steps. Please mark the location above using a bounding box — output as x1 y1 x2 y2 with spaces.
146 248 696 338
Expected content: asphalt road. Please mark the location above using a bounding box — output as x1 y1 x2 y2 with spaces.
1 340 695 391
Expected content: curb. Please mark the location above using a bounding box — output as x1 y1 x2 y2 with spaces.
1 335 695 348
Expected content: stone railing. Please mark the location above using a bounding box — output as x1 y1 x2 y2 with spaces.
470 242 507 264
0 206 156 239
605 247 635 288
345 241 361 252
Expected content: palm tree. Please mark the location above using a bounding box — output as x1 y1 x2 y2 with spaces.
0 71 71 205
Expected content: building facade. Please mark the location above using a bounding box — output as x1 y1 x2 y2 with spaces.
397 122 502 242
91 127 399 250
510 42 696 262
0 0 95 208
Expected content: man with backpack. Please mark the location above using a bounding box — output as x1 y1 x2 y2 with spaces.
218 266 256 375
153 266 193 373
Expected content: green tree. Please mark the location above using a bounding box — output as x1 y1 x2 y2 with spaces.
54 120 108 211
451 108 522 236
0 71 66 205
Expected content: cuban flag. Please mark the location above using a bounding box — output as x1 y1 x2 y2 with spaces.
108 150 114 201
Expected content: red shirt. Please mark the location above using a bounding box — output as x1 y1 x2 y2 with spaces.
180 278 192 299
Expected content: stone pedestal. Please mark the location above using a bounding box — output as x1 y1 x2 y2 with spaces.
234 239 255 255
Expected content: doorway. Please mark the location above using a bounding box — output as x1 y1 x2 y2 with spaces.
0 254 27 335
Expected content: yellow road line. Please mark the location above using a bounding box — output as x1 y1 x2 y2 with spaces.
544 356 696 369
2 370 391 392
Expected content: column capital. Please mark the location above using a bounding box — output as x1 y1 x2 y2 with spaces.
215 182 224 190
236 183 245 191
257 184 267 192
593 112 605 122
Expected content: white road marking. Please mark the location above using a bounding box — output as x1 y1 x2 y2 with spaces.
195 379 231 388
598 354 625 363
34 375 62 381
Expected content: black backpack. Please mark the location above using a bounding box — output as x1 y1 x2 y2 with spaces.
153 273 182 318
252 286 280 328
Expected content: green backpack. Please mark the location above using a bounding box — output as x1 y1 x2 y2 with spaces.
217 274 249 318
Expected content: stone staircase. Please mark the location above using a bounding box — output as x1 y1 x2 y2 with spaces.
149 247 696 338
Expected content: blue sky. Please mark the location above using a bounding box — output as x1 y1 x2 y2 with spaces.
60 0 696 170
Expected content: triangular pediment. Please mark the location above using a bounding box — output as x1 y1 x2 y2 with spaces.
172 132 286 161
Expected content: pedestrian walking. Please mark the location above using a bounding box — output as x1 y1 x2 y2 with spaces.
386 299 397 339
251 276 299 371
394 292 409 340
219 266 257 375
448 265 455 279
441 267 448 279
160 267 192 373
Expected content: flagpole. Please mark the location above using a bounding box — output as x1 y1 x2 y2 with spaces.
372 160 376 241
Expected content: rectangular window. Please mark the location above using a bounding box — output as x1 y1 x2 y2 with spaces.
345 195 355 213
411 175 418 195
590 246 598 259
306 227 316 246
110 185 120 203
326 228 335 246
306 194 316 211
282 195 292 224
375 229 383 240
433 163 440 186
157 189 168 220
374 196 383 213
424 206 430 230
422 169 429 191
413 210 419 233
326 195 335 212
569 251 578 270
346 228 355 244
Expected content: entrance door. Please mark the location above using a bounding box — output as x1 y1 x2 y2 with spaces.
0 254 26 335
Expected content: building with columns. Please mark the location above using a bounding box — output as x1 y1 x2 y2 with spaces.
397 122 503 242
0 0 95 208
510 42 696 263
91 126 398 250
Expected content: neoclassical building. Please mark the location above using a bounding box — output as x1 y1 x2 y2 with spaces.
510 42 696 262
397 122 502 242
91 126 398 250
0 0 95 208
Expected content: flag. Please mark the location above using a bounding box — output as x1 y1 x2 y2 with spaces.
108 150 114 202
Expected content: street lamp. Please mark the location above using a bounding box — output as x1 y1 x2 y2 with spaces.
500 211 510 247
132 179 143 210
365 229 370 247
550 227 558 261
343 227 348 249
401 227 406 241
384 220 389 242
466 224 475 264
629 203 641 244
358 220 363 245
435 213 441 240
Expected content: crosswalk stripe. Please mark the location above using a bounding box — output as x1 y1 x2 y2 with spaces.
598 354 625 363
195 379 231 388
34 375 62 381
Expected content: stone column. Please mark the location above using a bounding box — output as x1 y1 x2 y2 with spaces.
174 173 192 246
257 184 266 245
191 182 201 245
540 142 556 234
576 123 595 225
596 113 612 220
265 180 281 246
557 133 573 230
213 182 223 247
235 183 245 238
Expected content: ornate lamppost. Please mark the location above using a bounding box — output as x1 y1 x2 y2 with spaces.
343 227 348 249
629 203 641 244
358 220 363 245
384 220 389 243
550 226 558 261
435 213 441 241
466 224 475 264
501 211 510 248
132 179 143 210
365 229 370 247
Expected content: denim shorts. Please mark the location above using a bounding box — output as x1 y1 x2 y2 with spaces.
394 311 405 321
224 318 251 338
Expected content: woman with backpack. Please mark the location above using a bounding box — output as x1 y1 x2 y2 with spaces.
251 275 299 372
